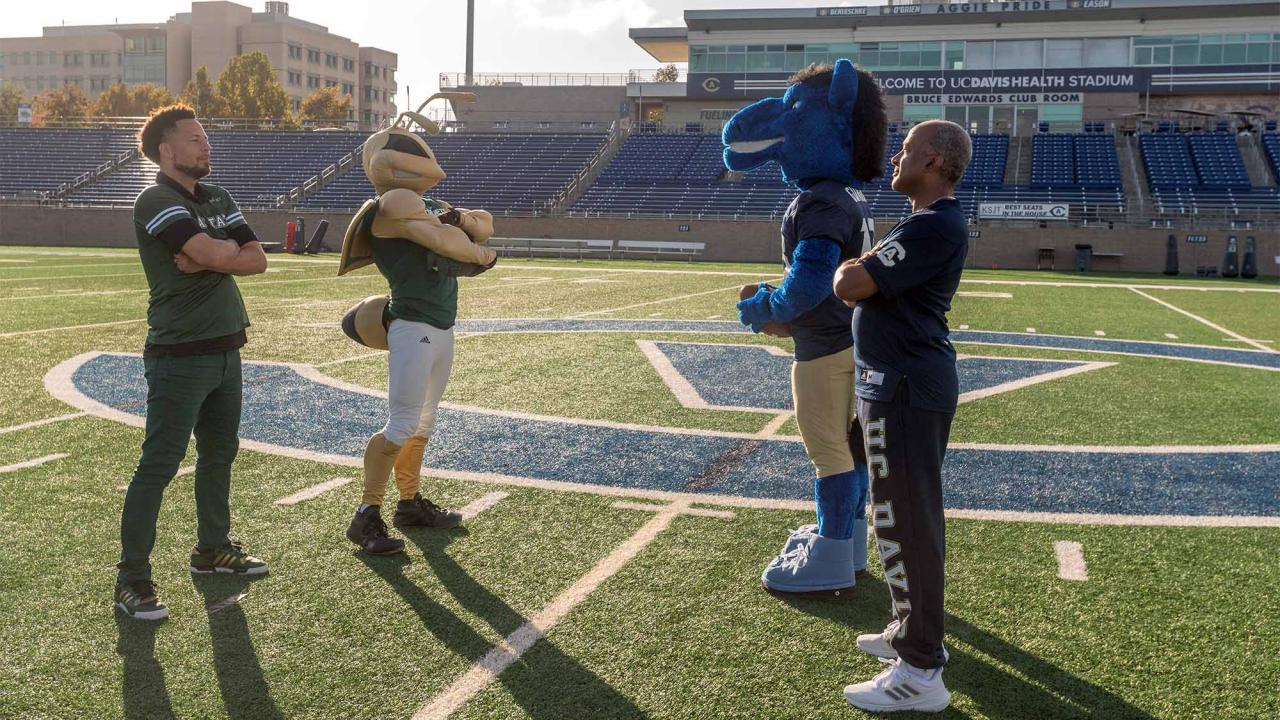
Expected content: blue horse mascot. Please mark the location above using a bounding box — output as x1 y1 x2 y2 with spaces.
724 59 888 594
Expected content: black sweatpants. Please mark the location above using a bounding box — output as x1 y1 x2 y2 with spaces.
853 380 953 670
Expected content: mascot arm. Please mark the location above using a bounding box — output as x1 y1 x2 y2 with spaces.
442 208 494 244
377 189 497 265
738 239 840 330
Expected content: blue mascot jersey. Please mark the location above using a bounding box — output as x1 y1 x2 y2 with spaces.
853 197 968 413
782 179 874 362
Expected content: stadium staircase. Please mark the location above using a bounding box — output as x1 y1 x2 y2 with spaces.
1238 133 1276 188
1005 136 1033 186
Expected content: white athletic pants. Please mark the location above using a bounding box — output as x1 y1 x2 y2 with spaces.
381 319 455 446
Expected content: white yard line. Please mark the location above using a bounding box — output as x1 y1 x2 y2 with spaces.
0 453 68 474
0 261 139 272
569 280 776 319
457 491 509 520
1127 287 1275 353
634 340 789 414
1054 540 1088 581
757 412 794 437
1 289 144 302
413 499 728 720
314 350 386 368
957 361 1115 404
0 412 87 435
1094 330 1106 336
274 477 354 506
0 272 143 283
1164 333 1179 339
0 318 146 339
961 278 1280 294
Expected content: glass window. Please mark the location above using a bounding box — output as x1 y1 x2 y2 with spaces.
1223 34 1246 43
1134 46 1153 65
726 53 745 72
1084 38 1129 67
1173 44 1198 65
785 50 805 70
1222 44 1246 64
904 105 941 124
995 40 1042 69
1199 44 1222 64
1152 46 1171 64
921 50 941 68
899 49 920 68
1246 43 1269 64
1040 103 1082 123
945 42 964 70
966 41 993 70
879 50 899 68
1045 39 1082 68
707 54 726 72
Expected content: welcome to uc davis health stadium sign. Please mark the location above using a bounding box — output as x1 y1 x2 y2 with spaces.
695 67 1147 99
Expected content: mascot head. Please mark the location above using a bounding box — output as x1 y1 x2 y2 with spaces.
362 92 478 195
722 59 887 187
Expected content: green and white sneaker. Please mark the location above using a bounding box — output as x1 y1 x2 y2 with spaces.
190 541 269 575
114 579 169 621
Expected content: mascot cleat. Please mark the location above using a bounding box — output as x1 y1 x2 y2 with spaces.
394 493 462 529
761 534 859 595
346 506 405 555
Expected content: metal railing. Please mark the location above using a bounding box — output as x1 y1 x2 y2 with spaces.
439 68 685 88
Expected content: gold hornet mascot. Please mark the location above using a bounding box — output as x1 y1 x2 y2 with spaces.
338 93 497 554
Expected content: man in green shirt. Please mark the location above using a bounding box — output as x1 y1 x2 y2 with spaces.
115 105 269 621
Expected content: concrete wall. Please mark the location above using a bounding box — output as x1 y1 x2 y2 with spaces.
2 206 1275 277
453 86 627 127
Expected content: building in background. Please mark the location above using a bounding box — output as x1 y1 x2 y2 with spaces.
0 0 397 127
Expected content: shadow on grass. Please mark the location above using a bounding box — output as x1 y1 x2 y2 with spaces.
780 575 1158 720
356 526 647 719
190 573 283 720
115 613 175 720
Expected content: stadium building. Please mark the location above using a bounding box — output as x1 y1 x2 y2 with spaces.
0 1 398 126
0 0 1277 276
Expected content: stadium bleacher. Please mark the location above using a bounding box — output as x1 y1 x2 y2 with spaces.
300 132 606 213
0 128 136 197
66 130 368 208
1140 130 1277 216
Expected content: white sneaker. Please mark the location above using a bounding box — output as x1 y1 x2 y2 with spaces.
856 619 949 662
843 658 950 713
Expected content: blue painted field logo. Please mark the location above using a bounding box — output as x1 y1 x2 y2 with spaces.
45 320 1280 525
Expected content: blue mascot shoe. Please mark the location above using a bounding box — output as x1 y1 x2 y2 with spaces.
761 533 859 595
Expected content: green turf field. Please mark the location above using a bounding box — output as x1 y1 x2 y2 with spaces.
0 246 1277 719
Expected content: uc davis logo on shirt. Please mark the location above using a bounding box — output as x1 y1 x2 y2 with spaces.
196 215 230 230
877 240 907 267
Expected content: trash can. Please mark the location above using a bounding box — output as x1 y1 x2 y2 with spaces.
1074 244 1093 272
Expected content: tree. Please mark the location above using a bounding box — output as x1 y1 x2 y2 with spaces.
0 83 28 123
33 83 90 124
214 51 292 121
299 85 352 123
654 64 680 82
90 82 177 117
181 66 225 118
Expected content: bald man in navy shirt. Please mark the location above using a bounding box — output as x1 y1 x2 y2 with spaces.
833 119 971 713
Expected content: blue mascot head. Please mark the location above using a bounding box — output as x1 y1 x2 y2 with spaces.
722 59 887 188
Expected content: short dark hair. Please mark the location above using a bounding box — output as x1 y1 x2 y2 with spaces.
138 105 197 163
787 63 888 183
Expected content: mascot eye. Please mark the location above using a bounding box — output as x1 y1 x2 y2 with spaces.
383 134 430 159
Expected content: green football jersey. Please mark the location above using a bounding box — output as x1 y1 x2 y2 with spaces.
132 174 251 349
370 196 460 330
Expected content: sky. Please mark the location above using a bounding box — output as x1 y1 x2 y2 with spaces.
5 0 879 109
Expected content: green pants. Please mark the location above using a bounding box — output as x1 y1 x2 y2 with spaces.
118 350 242 584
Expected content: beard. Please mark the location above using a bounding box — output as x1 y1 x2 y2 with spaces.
175 161 211 180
